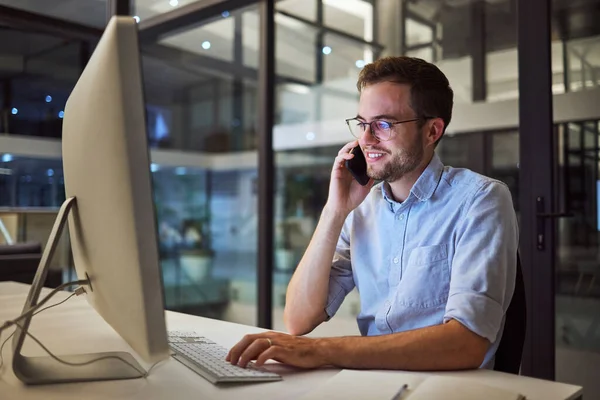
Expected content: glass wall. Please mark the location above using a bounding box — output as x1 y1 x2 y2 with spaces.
139 3 261 325
272 0 378 336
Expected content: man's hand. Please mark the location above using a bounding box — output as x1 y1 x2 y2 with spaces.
326 141 374 217
226 332 327 369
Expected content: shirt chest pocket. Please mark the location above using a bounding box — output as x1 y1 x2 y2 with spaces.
397 244 450 308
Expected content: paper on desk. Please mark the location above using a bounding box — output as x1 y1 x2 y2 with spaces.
297 370 526 400
296 369 427 400
408 376 525 400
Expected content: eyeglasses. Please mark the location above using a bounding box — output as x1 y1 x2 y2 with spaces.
345 117 434 142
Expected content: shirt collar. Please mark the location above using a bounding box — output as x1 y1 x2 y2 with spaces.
379 152 444 206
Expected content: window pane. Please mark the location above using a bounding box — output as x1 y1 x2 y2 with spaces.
566 35 600 92
135 0 206 21
159 16 235 63
405 18 433 47
323 33 375 88
324 0 373 41
0 28 87 139
406 47 434 63
0 0 107 27
276 0 316 22
0 156 65 208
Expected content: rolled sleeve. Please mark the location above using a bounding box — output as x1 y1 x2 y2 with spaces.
325 218 356 319
443 181 519 343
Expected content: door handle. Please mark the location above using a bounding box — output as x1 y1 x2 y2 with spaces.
536 197 573 251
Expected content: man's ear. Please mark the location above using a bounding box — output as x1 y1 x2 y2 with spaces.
426 118 445 146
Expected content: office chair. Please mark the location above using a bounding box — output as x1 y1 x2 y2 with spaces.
493 253 526 374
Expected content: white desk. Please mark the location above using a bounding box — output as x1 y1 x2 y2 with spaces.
0 282 583 400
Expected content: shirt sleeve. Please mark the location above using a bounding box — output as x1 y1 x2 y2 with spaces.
324 216 356 320
443 181 519 343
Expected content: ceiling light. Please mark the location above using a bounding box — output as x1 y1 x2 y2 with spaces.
355 60 366 68
11 108 17 115
133 16 140 23
2 154 13 163
322 46 332 55
222 11 230 18
45 95 52 103
306 132 316 141
169 0 179 7
58 111 64 119
202 41 211 50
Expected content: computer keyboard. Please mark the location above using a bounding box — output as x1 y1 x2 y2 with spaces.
167 331 282 384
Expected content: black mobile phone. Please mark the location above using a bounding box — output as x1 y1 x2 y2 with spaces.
345 145 370 186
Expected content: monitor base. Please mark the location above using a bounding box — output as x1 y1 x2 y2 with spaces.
11 197 146 385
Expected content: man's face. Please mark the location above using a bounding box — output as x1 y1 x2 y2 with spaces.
356 81 425 183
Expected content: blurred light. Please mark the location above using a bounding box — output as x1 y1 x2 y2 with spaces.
175 167 187 175
58 111 64 119
355 60 366 68
322 46 332 55
45 95 52 103
221 11 230 17
202 41 211 50
306 132 316 141
11 108 18 115
2 154 13 163
169 0 178 6
47 169 54 177
151 163 160 172
133 16 140 23
283 83 310 94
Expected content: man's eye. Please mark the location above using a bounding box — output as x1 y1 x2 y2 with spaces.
375 121 392 130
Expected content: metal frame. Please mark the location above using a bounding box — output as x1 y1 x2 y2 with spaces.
518 0 555 380
470 0 486 102
257 0 275 329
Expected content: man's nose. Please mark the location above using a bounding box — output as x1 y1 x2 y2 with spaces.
359 124 378 146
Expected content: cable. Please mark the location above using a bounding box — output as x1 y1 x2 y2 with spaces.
13 321 147 376
0 292 77 371
1 286 162 379
0 279 89 335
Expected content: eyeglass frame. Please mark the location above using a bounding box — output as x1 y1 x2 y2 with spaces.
344 116 437 142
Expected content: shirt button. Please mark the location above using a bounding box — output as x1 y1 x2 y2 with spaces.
393 257 399 264
398 214 404 220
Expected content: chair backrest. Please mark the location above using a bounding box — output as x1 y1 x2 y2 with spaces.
493 253 527 374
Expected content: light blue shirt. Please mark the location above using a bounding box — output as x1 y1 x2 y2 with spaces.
325 152 519 369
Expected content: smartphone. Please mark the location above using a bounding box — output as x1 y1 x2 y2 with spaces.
345 145 370 186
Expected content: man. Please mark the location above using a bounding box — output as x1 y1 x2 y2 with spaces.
226 56 518 371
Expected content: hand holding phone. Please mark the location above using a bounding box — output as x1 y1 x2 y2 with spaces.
345 145 370 186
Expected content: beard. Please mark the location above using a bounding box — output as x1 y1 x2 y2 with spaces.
367 136 424 183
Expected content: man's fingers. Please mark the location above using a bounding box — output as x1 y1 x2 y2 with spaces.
255 346 280 367
333 154 354 170
237 338 271 368
337 140 359 156
226 334 259 364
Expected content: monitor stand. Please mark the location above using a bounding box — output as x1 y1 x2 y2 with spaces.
11 197 146 385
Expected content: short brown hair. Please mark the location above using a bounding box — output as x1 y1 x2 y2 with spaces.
357 56 454 141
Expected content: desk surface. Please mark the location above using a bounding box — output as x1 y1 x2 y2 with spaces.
0 282 583 400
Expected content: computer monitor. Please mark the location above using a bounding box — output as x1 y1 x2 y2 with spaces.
11 16 170 385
